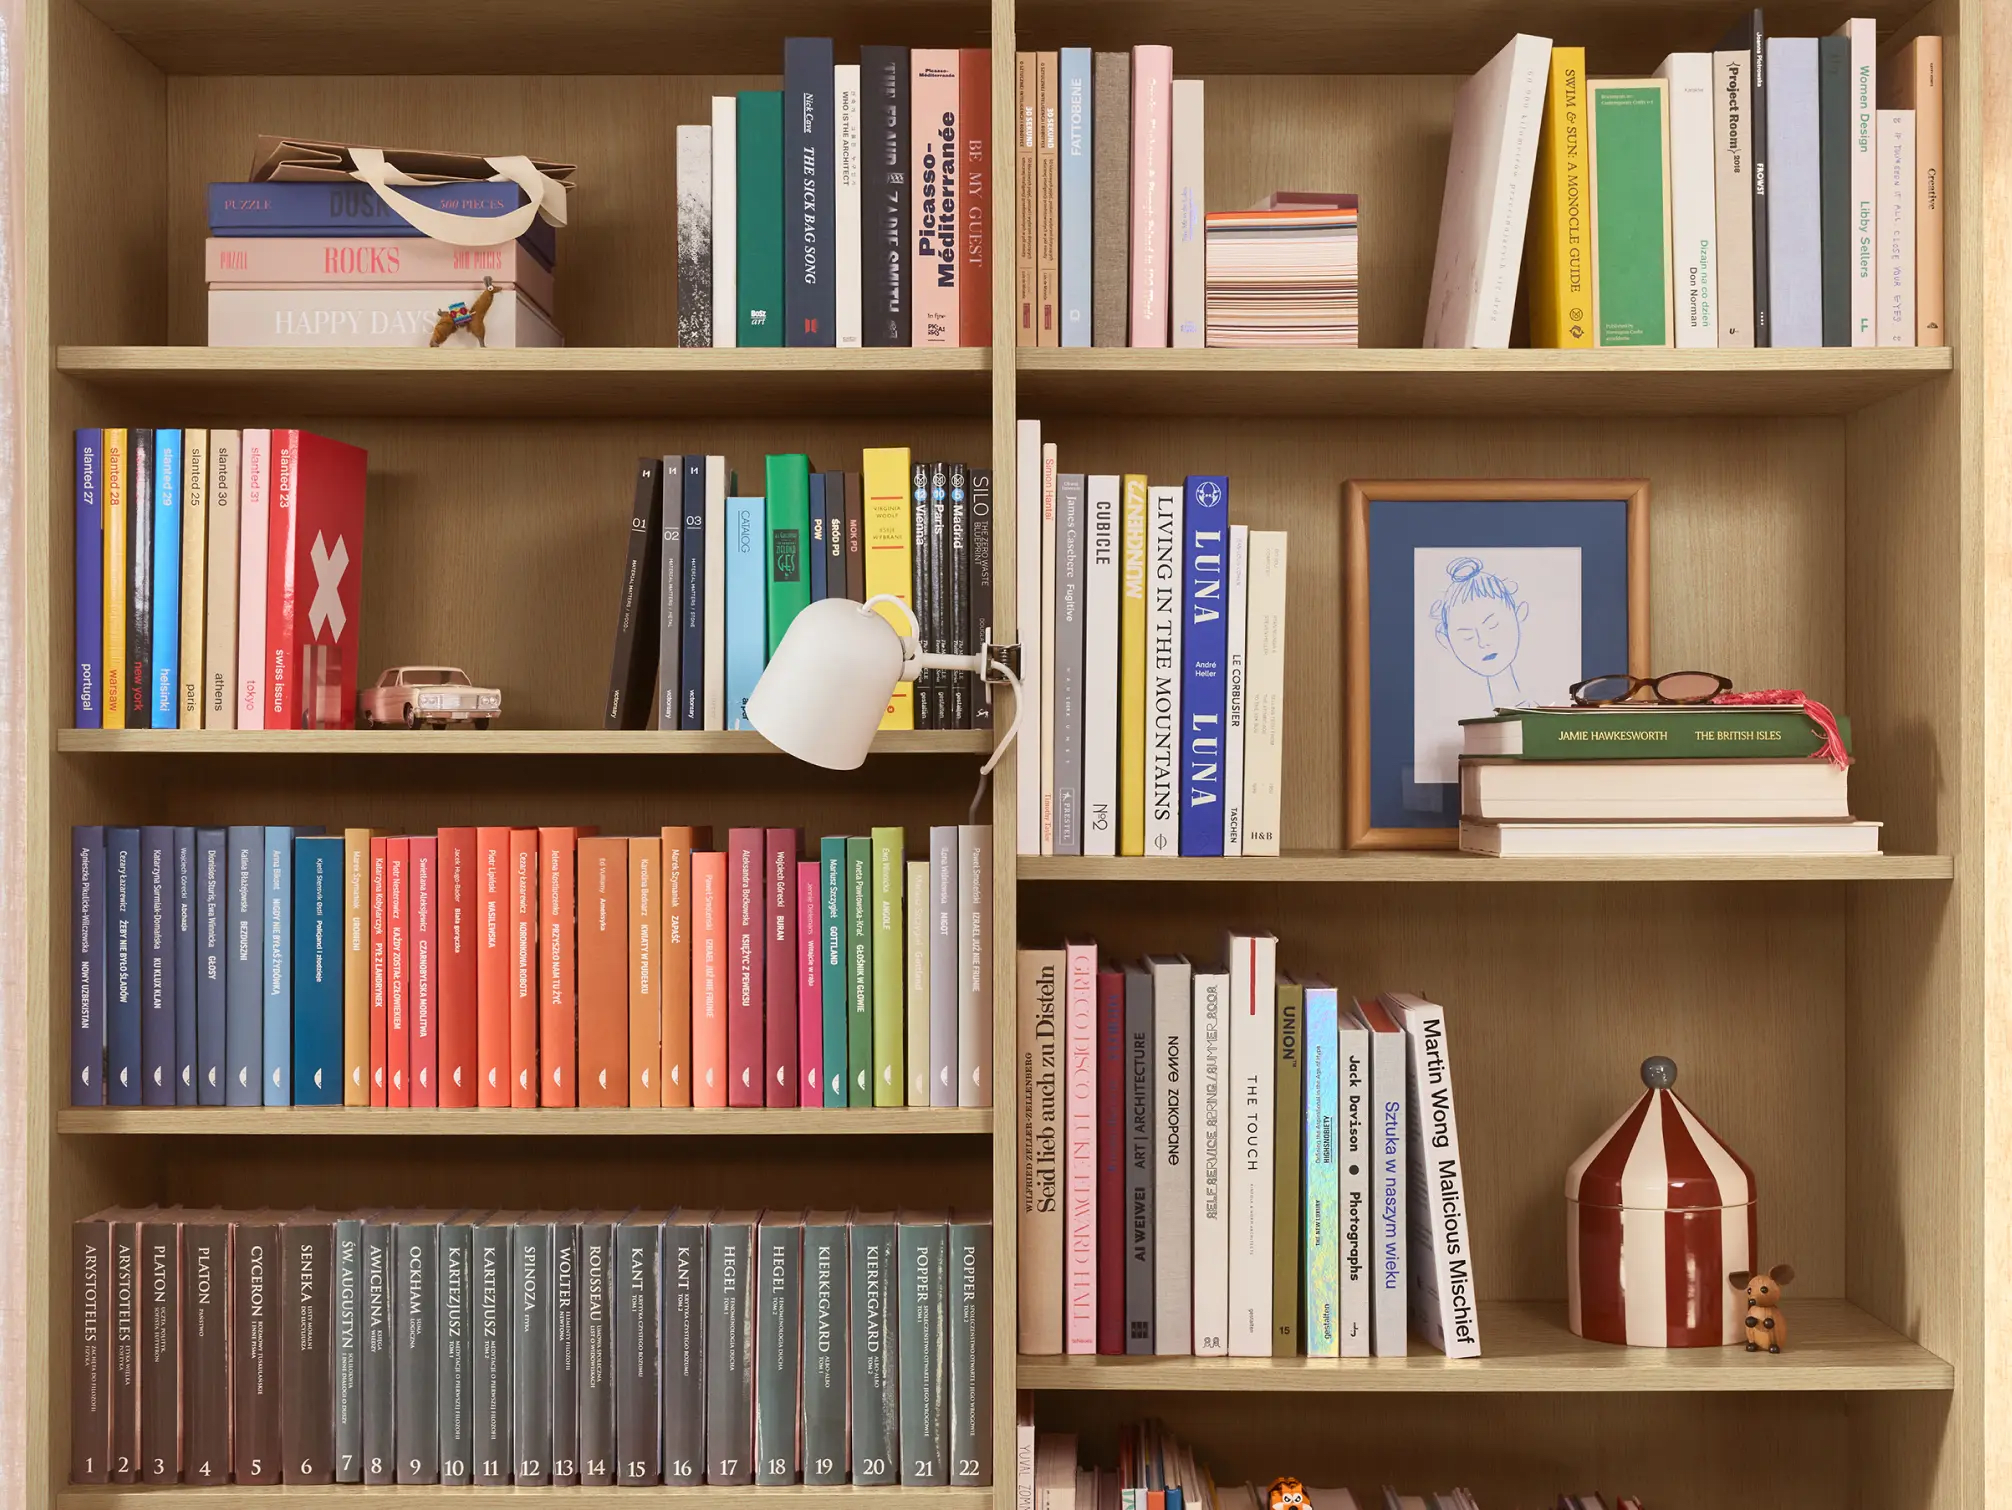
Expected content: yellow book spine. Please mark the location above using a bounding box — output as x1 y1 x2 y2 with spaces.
861 446 915 730
1529 47 1595 348
101 429 127 729
1118 474 1148 856
178 429 208 728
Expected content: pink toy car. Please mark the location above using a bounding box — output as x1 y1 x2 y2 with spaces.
359 666 502 729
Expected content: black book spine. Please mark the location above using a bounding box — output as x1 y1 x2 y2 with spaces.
617 1219 664 1484
844 471 866 602
110 1217 140 1482
1818 35 1852 347
232 1218 282 1485
662 1221 706 1483
897 1219 947 1486
579 1220 616 1485
473 1220 513 1486
438 1220 474 1485
657 456 685 730
361 1219 396 1483
862 46 912 345
604 459 664 730
705 1218 755 1484
139 1214 182 1483
72 1218 112 1484
909 461 934 728
679 456 708 730
1743 10 1772 346
808 472 828 603
928 461 951 728
173 828 196 1103
393 1221 439 1483
753 1220 801 1484
848 1219 899 1484
282 1218 334 1483
947 463 971 728
821 472 846 605
512 1221 553 1483
550 1219 580 1484
332 1219 362 1482
126 429 153 727
968 468 994 728
184 1221 232 1484
786 36 838 346
800 1221 848 1484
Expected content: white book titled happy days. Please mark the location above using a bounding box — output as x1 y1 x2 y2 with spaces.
1226 932 1276 1355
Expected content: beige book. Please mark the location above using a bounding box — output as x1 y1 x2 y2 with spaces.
1016 947 1065 1353
1241 531 1288 855
1016 54 1038 346
342 828 376 1105
906 859 930 1105
177 429 208 727
1037 52 1061 347
202 431 240 729
1882 35 1944 346
1039 442 1058 855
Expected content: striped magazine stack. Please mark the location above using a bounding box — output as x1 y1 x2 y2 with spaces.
1203 194 1360 347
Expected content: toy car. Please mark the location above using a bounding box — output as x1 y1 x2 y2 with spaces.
359 666 502 729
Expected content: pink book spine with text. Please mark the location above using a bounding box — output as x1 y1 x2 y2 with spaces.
693 849 727 1107
728 828 765 1107
764 828 800 1107
205 236 555 311
1064 938 1099 1353
797 861 823 1108
409 836 437 1107
911 50 962 347
1128 46 1174 347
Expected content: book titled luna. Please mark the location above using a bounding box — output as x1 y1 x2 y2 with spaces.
1179 474 1230 856
207 182 558 267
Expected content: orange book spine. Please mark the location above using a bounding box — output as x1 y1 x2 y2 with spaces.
386 837 409 1107
368 836 387 1106
659 826 708 1108
509 828 539 1107
539 826 579 1107
692 848 728 1108
578 836 629 1106
627 838 661 1107
476 826 511 1105
437 827 478 1107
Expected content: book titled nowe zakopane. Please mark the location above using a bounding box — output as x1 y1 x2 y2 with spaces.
1461 703 1850 761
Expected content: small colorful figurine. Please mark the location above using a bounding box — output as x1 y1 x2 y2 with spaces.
1267 1478 1311 1510
430 275 498 348
1729 1264 1795 1353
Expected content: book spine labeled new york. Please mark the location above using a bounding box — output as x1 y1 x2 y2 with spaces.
1180 476 1230 855
233 1217 282 1483
1128 46 1174 345
281 1217 333 1481
862 47 912 346
472 1219 512 1485
785 37 837 346
912 50 960 346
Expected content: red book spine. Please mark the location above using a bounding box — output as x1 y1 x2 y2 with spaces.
692 849 726 1108
267 430 368 729
368 837 387 1106
958 48 992 347
410 836 436 1107
439 827 478 1107
539 826 578 1107
727 827 764 1107
508 829 539 1107
764 827 801 1107
263 430 301 730
796 861 822 1107
386 837 409 1106
1096 966 1125 1354
475 826 510 1106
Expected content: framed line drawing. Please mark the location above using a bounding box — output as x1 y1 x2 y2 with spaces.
1344 479 1650 849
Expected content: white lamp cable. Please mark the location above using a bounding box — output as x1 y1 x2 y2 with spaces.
861 593 1023 819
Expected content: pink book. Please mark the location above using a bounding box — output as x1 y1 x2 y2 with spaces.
409 835 437 1107
796 861 823 1107
234 428 270 728
386 837 408 1106
205 237 555 313
437 827 478 1107
764 828 800 1107
727 828 765 1106
1128 46 1174 347
693 849 728 1107
911 49 961 347
1064 938 1098 1353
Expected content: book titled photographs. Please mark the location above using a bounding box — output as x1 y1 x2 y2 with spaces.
70 1206 991 1488
69 822 992 1112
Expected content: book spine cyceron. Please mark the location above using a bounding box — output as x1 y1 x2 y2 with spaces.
230 1218 282 1484
785 37 837 346
862 46 913 346
605 458 663 730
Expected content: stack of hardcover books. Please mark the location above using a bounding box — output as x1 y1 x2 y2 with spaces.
1204 193 1361 347
1456 702 1878 856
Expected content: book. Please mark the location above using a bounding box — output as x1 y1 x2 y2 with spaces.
550 1220 580 1484
362 1217 396 1481
266 430 367 729
821 838 847 1107
846 836 872 1105
849 1213 901 1484
1722 10 1771 344
705 1211 758 1484
897 1213 948 1485
106 830 140 1106
1121 965 1155 1353
1148 954 1192 1353
74 432 102 726
677 124 713 346
261 825 300 1105
1833 19 1876 345
341 828 371 1105
616 1213 666 1483
207 179 556 263
654 456 684 730
1226 933 1278 1356
1192 961 1230 1355
1877 107 1915 346
1117 476 1149 855
726 494 765 729
1388 993 1480 1358
605 458 663 730
539 827 583 1106
140 1212 184 1480
172 830 196 1102
395 1215 442 1482
862 446 915 729
1817 36 1852 346
1657 53 1717 346
1015 422 1043 852
206 236 555 314
1272 976 1303 1356
737 90 785 345
957 824 991 1108
661 1210 706 1483
1082 476 1121 855
959 49 992 348
1764 39 1821 347
1461 756 1850 820
1350 996 1408 1357
178 430 208 725
837 64 864 347
511 1217 553 1482
930 826 959 1105
1095 966 1124 1354
186 1217 232 1482
801 1211 848 1480
578 836 628 1104
1461 816 1883 856
1128 46 1173 346
663 826 707 1106
1170 78 1204 347
913 459 940 728
1092 54 1131 346
232 1215 282 1481
1591 78 1674 346
72 827 106 1104
728 828 766 1106
429 831 470 1107
913 50 960 346
234 430 269 729
905 856 929 1102
1037 52 1060 344
221 827 256 1105
438 1215 476 1484
627 838 661 1106
1060 48 1094 345
1053 472 1086 854
1016 54 1037 345
863 46 913 346
808 473 827 604
1424 33 1551 347
872 827 906 1105
100 430 127 730
387 838 411 1105
1017 948 1064 1353
509 830 538 1105
1180 476 1229 855
677 456 709 729
1063 940 1098 1353
767 828 802 1106
1527 48 1592 347
785 37 837 346
947 1215 992 1484
1714 47 1757 345
1146 485 1183 856
294 835 344 1103
197 829 228 1103
207 287 561 347
472 1215 512 1485
71 1215 113 1480
1304 983 1342 1356
1461 701 1851 760
1883 36 1942 345
1221 526 1248 857
712 96 738 347
127 429 152 729
149 428 181 728
108 1213 139 1481
948 463 971 726
765 453 813 653
577 1216 615 1485
754 1213 804 1483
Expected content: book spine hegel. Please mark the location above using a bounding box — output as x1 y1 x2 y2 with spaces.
1129 47 1173 346
1095 966 1124 1354
905 857 930 1103
100 430 126 730
75 431 102 727
1878 108 1915 346
1303 986 1340 1357
662 1216 704 1483
677 127 713 346
959 49 991 347
802 1216 849 1482
178 429 207 725
73 827 106 1105
395 1219 440 1482
1122 966 1155 1352
738 90 786 345
1657 53 1717 346
138 826 171 1105
956 825 991 1107
1272 977 1303 1356
1016 950 1064 1352
930 826 958 1105
551 1220 580 1484
1170 78 1204 346
849 1216 900 1483
1083 477 1121 854
109 1215 139 1481
1226 935 1277 1356
898 1215 948 1485
1016 54 1037 345
947 1217 992 1483
655 456 684 731
1053 473 1086 854
333 1219 362 1481
847 836 872 1105
140 1213 183 1481
439 1219 475 1483
754 1215 803 1484
72 1216 113 1482
1036 52 1060 344
233 1217 282 1484
1390 996 1480 1358
838 64 864 346
1529 48 1592 347
1060 48 1093 344
361 1219 395 1482
1220 529 1247 856
871 827 906 1104
862 47 912 346
578 1219 615 1485
766 827 802 1105
706 1215 756 1484
606 459 663 730
148 429 181 729
125 429 152 730
912 50 960 346
186 1219 232 1483
1147 955 1191 1353
616 1216 665 1484
1817 37 1852 346
473 1218 512 1485
282 1217 334 1482
1093 55 1130 345
1193 963 1229 1355
512 1219 553 1483
1766 39 1821 347
1180 477 1229 855
712 96 738 347
786 36 837 346
1145 486 1184 856
1714 49 1757 345
173 829 196 1102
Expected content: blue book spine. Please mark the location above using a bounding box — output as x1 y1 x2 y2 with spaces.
107 827 142 1104
726 495 767 729
679 456 708 728
173 827 197 1103
1303 985 1340 1357
73 825 106 1105
1766 36 1823 348
75 431 103 728
295 836 346 1105
263 826 293 1104
1179 475 1230 855
207 181 557 266
819 837 846 1106
785 36 838 346
149 429 182 728
225 826 263 1105
196 828 228 1104
1060 48 1095 346
139 825 175 1104
808 472 828 603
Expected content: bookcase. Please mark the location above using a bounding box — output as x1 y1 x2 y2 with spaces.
20 0 1998 1506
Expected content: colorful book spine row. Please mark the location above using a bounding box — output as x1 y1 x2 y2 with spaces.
71 1206 991 1488
69 823 992 1111
71 428 368 733
1016 944 1477 1360
675 39 991 349
1013 420 1289 858
605 449 993 734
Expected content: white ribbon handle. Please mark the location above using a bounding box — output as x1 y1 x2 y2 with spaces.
347 148 568 247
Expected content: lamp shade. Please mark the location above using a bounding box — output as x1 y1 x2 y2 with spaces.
745 597 908 768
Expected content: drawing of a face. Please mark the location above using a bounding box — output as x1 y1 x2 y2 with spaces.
1436 590 1529 676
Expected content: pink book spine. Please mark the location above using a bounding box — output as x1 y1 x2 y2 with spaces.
204 237 555 311
234 429 270 728
764 828 800 1107
911 50 962 347
797 861 823 1108
409 836 437 1107
693 850 728 1108
728 828 765 1106
1128 45 1174 347
1064 938 1099 1353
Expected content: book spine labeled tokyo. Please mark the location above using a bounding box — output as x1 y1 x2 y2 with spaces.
947 1218 993 1483
785 37 837 346
801 1216 849 1483
861 47 912 346
615 1215 664 1485
1180 476 1230 855
705 1214 756 1484
848 1215 900 1484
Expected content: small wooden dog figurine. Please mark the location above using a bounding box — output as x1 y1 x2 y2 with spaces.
430 276 498 348
1729 1264 1795 1352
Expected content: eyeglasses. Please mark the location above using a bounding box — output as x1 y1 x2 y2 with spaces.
1569 671 1733 706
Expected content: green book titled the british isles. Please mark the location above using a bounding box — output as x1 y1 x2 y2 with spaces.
1462 705 1850 762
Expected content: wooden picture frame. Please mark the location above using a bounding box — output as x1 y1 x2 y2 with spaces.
1344 479 1651 849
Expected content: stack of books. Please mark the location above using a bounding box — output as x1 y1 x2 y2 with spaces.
69 822 993 1112
72 427 366 733
72 1206 991 1487
1015 421 1291 859
1455 703 1877 856
1017 944 1477 1360
1203 193 1361 347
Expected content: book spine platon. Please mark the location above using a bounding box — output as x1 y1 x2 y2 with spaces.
139 1214 182 1482
185 1221 233 1483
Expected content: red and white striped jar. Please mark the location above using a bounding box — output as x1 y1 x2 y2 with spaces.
1566 1056 1756 1348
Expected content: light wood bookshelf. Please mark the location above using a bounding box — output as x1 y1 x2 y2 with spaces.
21 0 2002 1507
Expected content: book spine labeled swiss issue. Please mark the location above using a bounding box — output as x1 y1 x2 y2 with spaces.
73 826 106 1105
332 1219 362 1481
72 1215 112 1481
578 836 628 1106
1123 964 1156 1351
1062 942 1097 1354
540 827 580 1106
606 458 663 730
1180 476 1230 856
930 825 958 1105
912 50 959 346
706 1213 757 1484
661 1214 705 1484
728 827 766 1106
619 1214 664 1484
898 1214 949 1485
1017 948 1064 1353
473 1217 513 1485
786 37 837 346
512 1218 553 1483
1016 54 1038 345
394 1218 440 1482
1096 966 1125 1353
109 1214 139 1481
959 49 991 346
439 1217 476 1483
969 468 994 729
1036 53 1059 344
186 1218 233 1482
233 1215 283 1484
948 1216 993 1483
765 827 801 1105
282 1216 334 1481
578 1218 615 1485
677 127 713 347
801 1215 849 1482
139 1212 182 1481
361 1218 396 1481
862 46 912 345
849 1214 901 1484
754 1214 803 1483
550 1220 581 1484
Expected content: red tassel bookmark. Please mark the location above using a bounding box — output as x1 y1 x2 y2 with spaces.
1712 689 1854 767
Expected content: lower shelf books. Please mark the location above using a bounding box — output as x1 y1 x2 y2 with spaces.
1015 945 1478 1361
71 1206 992 1488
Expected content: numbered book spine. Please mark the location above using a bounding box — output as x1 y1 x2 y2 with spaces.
956 825 991 1108
232 1216 282 1484
361 1218 396 1482
394 1219 439 1483
1015 949 1064 1354
1123 964 1156 1352
948 1216 993 1484
140 1213 183 1482
577 1219 614 1485
1148 954 1192 1353
661 1213 706 1484
1302 987 1341 1357
970 468 994 730
185 1219 233 1484
616 1214 665 1485
1271 975 1302 1356
801 1214 850 1484
705 1213 757 1484
71 1216 113 1482
110 1215 140 1482
551 1219 580 1484
848 1214 900 1484
439 1218 474 1484
473 1218 513 1485
754 1214 804 1484
511 1219 553 1484
1192 964 1229 1356
333 1219 363 1481
281 1216 333 1481
898 1214 949 1485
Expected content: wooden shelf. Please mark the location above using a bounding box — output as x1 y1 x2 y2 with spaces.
61 1489 993 1509
1017 852 1956 883
56 1106 992 1136
57 729 994 757
56 346 992 419
1015 347 1953 418
1016 1300 1951 1394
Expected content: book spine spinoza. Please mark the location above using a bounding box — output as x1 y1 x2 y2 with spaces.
185 1220 234 1484
512 1220 554 1483
897 1217 949 1485
801 1219 849 1483
706 1217 756 1484
473 1220 513 1485
139 1214 182 1482
361 1220 396 1482
849 1218 901 1484
661 1218 705 1484
394 1220 440 1483
754 1218 803 1484
282 1218 334 1482
578 1220 616 1485
947 1218 993 1484
861 46 913 346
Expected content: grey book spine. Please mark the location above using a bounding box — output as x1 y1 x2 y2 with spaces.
183 1221 232 1485
1054 472 1087 854
661 1221 706 1483
656 458 685 729
550 1220 580 1484
281 1218 332 1483
705 1217 755 1484
754 1221 802 1484
361 1219 396 1483
511 1220 553 1484
472 1220 512 1485
71 1217 113 1483
1124 963 1156 1352
332 1219 363 1482
897 1218 947 1485
800 1219 849 1484
393 1221 439 1483
140 1215 182 1482
616 1220 663 1484
579 1219 616 1485
929 825 958 1106
438 1220 474 1485
1092 53 1132 346
947 1219 993 1484
848 1218 899 1484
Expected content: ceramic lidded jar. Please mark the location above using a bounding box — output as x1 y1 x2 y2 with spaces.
1566 1056 1756 1348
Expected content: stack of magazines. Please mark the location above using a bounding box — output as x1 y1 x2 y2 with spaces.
1203 193 1360 347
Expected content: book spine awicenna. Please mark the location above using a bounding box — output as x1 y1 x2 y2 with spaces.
1656 53 1717 347
1063 940 1098 1353
1145 486 1184 857
1191 965 1229 1355
1876 109 1915 346
1118 475 1149 855
1128 46 1173 346
1713 49 1757 346
1226 934 1276 1355
1082 476 1121 856
1529 48 1593 347
1016 948 1064 1353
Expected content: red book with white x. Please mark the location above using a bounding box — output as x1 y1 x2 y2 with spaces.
263 429 366 729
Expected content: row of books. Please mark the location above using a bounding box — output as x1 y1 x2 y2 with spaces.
71 1206 992 1487
1016 943 1477 1360
1013 420 1289 858
603 450 994 733
1429 22 1944 349
71 428 367 732
69 823 994 1110
673 42 990 348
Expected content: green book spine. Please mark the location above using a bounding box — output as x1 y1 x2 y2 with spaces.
846 838 872 1106
1817 36 1853 347
820 839 847 1107
870 827 905 1107
764 454 813 654
1592 80 1672 346
737 91 785 347
1472 707 1847 761
1271 981 1303 1358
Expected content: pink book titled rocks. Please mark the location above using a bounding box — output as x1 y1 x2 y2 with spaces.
205 236 556 317
206 286 562 348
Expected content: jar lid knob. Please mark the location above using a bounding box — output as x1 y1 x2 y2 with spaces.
1642 1056 1678 1090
